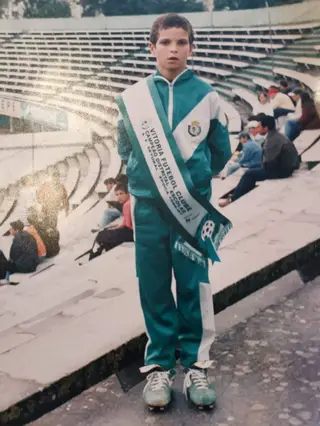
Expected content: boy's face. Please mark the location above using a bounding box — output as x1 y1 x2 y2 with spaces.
115 190 129 204
149 27 192 75
105 183 114 192
249 127 258 137
9 227 17 236
239 136 248 144
257 122 268 135
292 94 300 103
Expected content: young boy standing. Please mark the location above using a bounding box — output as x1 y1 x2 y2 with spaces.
117 13 231 410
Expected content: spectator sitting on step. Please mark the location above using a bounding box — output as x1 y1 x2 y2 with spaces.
91 174 129 233
0 220 38 285
219 115 300 208
288 88 303 118
220 132 262 179
285 92 320 142
91 183 134 259
279 79 292 95
268 86 295 119
253 92 274 117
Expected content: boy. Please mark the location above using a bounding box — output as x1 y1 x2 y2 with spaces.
92 177 119 233
221 131 262 178
117 13 231 410
92 175 129 233
95 183 133 252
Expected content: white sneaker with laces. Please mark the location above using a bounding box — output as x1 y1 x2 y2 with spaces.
183 365 216 410
141 365 175 411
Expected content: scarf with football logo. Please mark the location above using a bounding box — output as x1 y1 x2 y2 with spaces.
116 75 232 265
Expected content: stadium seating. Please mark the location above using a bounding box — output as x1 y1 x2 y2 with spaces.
0 20 319 239
294 56 320 69
273 67 319 92
1 14 320 421
294 129 320 155
232 87 260 110
302 140 320 162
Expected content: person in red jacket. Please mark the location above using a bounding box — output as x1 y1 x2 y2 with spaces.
285 92 320 142
94 183 133 254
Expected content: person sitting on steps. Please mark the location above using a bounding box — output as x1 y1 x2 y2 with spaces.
91 183 134 258
92 174 129 233
219 115 300 208
0 220 38 285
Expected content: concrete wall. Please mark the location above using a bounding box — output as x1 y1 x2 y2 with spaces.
0 94 91 138
0 131 90 149
0 1 319 32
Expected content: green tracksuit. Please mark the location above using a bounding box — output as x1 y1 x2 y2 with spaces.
118 69 231 369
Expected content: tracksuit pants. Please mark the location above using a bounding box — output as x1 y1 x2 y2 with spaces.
133 198 215 370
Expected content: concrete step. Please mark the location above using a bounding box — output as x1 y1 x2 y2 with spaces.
296 35 320 42
216 80 239 90
228 77 256 90
263 59 296 69
272 54 300 60
241 68 273 78
280 48 318 55
214 85 234 99
33 278 320 426
295 38 320 44
251 63 275 71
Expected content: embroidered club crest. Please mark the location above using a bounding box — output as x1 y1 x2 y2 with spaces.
188 120 201 137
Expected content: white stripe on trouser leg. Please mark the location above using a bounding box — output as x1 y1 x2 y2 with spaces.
131 195 151 362
197 282 215 361
144 327 151 364
130 194 136 241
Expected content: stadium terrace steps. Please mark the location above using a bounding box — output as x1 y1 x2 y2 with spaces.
0 20 320 424
302 140 320 162
1 164 320 425
64 157 81 199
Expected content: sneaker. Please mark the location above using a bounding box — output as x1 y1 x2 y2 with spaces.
141 366 175 411
0 279 10 286
183 365 216 410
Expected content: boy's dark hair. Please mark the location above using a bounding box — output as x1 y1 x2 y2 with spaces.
150 13 195 45
259 115 276 131
115 183 128 193
104 177 116 186
115 174 128 185
279 80 288 88
10 220 24 232
250 112 266 122
269 85 279 90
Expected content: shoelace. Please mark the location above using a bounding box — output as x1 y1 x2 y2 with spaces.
185 369 209 390
147 371 171 391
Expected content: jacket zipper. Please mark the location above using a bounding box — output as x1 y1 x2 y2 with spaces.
154 69 189 130
168 82 174 129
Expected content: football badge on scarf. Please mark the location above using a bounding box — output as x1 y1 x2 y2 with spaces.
188 120 201 137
